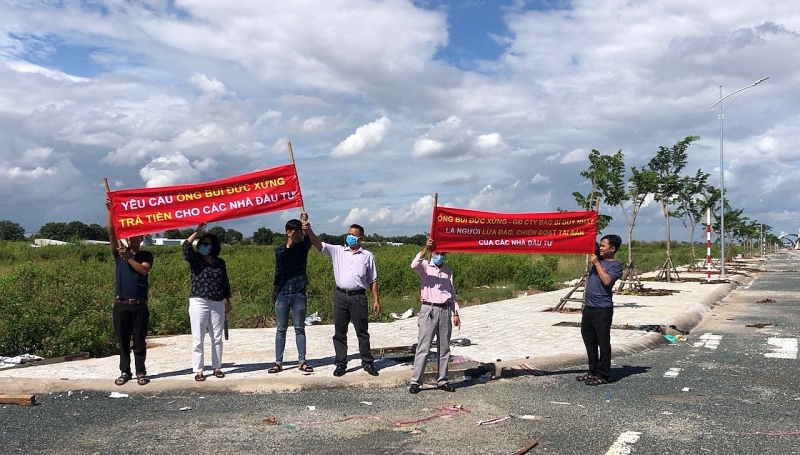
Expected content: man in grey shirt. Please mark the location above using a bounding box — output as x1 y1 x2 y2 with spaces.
578 234 623 386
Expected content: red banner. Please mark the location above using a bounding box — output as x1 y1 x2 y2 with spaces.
108 164 303 238
431 206 597 254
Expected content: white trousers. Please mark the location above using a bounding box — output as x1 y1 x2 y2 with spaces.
189 297 225 372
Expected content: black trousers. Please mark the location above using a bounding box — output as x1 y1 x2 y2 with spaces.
113 302 150 376
581 306 614 380
332 291 374 366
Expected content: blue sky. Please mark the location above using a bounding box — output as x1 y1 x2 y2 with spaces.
1 0 799 243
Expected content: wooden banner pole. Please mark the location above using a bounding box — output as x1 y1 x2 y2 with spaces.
286 141 307 214
103 178 121 249
428 193 438 260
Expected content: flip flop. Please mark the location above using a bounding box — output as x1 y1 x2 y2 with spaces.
268 363 282 374
136 374 150 386
298 362 314 373
585 376 609 386
114 373 131 386
195 372 206 382
213 369 225 378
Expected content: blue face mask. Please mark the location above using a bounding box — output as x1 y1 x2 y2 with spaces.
198 244 211 256
432 254 444 266
345 234 359 248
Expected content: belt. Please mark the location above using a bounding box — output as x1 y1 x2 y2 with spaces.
336 287 366 296
115 297 148 305
421 300 449 307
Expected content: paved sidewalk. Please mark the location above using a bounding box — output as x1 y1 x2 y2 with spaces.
0 270 746 394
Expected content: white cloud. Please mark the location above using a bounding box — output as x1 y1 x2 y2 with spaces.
255 110 282 125
302 116 328 131
530 173 551 184
139 153 202 187
331 116 391 157
8 61 89 83
411 138 445 158
341 195 433 230
188 73 227 95
560 149 588 164
474 132 507 153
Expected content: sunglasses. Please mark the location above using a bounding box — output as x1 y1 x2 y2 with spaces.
200 242 211 247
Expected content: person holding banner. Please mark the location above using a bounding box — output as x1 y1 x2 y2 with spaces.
106 198 153 387
408 238 461 394
268 215 314 374
184 223 232 382
305 222 381 377
578 234 623 386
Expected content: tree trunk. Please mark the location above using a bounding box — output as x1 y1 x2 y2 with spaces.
626 223 634 268
662 201 671 256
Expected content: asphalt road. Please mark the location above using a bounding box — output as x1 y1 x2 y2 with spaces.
2 253 799 455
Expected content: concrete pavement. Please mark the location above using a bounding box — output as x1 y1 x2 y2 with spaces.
0 267 752 395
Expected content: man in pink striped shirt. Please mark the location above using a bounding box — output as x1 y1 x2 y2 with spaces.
409 238 461 394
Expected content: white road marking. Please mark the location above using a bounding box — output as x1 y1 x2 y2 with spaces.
764 338 798 359
605 431 642 455
692 333 722 349
664 367 682 378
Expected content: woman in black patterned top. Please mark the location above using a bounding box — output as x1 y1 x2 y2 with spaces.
184 222 232 381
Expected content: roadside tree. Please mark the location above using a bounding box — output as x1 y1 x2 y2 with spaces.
0 220 25 241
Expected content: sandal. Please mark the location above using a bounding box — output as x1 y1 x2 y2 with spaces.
195 372 206 382
576 373 594 382
267 363 282 374
136 374 150 386
298 362 314 373
213 369 225 378
114 373 131 386
585 376 609 386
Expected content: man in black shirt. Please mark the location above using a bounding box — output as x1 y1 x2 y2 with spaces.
106 198 153 386
269 214 314 374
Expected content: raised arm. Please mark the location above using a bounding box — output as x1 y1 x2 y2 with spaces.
301 212 323 251
590 254 613 287
188 222 206 244
411 237 433 271
105 197 118 253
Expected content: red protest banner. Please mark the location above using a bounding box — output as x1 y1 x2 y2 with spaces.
431 206 597 254
108 164 303 238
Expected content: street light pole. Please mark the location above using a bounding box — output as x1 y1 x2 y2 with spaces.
757 189 777 259
709 76 769 277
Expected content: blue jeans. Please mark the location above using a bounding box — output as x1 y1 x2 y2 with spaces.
275 292 307 363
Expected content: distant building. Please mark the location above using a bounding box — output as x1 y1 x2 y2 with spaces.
32 238 67 247
31 238 182 247
147 238 185 246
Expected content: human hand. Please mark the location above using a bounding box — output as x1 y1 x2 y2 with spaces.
453 314 461 329
225 300 232 314
196 222 207 232
372 301 381 315
105 197 112 210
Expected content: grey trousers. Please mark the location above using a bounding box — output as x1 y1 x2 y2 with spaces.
410 304 452 386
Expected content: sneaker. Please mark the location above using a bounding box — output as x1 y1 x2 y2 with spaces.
437 383 456 392
363 362 379 376
333 365 346 377
409 384 421 394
